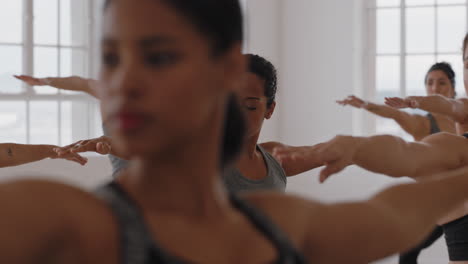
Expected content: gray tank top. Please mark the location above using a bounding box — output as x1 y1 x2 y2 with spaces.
222 145 287 193
427 113 441 134
102 124 129 177
102 125 286 193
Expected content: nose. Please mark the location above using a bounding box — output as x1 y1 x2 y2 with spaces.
108 61 144 100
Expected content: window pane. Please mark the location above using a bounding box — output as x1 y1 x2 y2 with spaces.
0 46 23 93
0 1 22 43
406 55 435 96
406 7 435 53
60 0 88 46
406 0 435 5
30 101 58 145
437 0 466 4
438 6 466 53
376 56 400 100
437 54 464 97
34 0 59 45
377 0 400 7
34 47 58 94
0 102 26 143
377 9 400 54
61 101 73 145
60 48 87 94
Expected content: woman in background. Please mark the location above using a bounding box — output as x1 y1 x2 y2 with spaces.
337 62 457 264
338 62 456 141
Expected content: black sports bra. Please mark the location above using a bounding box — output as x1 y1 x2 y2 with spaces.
95 183 307 264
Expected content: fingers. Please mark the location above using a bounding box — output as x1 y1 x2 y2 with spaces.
70 140 95 153
13 75 44 86
96 142 112 155
319 160 348 183
337 95 365 108
67 153 88 166
385 97 406 108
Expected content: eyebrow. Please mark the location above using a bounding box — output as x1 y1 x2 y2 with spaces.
102 35 176 48
245 97 261 101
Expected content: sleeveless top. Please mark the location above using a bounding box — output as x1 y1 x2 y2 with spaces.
426 113 441 134
222 145 287 193
102 125 287 193
95 182 307 264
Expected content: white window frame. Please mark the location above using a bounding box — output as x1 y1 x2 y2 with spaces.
363 0 468 136
0 0 100 145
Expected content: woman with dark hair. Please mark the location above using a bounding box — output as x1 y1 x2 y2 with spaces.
3 0 468 263
338 62 457 141
385 34 468 137
337 62 457 264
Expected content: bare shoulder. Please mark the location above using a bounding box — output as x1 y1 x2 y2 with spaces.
0 179 118 263
241 191 323 245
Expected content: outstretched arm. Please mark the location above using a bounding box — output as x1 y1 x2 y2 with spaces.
0 143 87 168
301 166 468 263
338 95 429 140
14 75 99 99
385 95 468 123
260 141 323 176
272 132 468 181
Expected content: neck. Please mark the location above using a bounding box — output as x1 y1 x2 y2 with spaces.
241 133 261 159
119 116 230 219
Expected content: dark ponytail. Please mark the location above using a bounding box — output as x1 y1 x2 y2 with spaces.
221 94 246 167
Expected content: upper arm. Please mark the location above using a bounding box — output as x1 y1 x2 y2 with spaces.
0 180 104 263
412 132 468 176
452 98 468 122
259 141 282 154
245 193 410 264
302 201 412 263
393 112 429 140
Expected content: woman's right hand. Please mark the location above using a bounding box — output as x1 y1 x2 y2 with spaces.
337 95 368 109
385 96 420 109
14 75 49 86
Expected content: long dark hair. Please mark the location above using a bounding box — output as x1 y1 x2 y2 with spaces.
104 0 246 168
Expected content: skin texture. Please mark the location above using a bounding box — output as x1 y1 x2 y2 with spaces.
3 1 468 264
338 70 456 141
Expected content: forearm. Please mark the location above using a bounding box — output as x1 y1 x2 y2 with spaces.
46 76 97 97
364 102 401 119
416 95 465 121
312 168 468 263
370 169 468 253
0 144 56 168
351 135 448 177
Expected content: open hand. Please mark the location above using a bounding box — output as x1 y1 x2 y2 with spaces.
55 136 113 157
337 95 368 109
14 75 48 86
385 97 419 109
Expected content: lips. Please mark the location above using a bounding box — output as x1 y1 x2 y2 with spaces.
115 111 149 133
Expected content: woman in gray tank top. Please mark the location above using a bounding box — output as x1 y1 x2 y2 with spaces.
337 62 457 141
54 54 307 193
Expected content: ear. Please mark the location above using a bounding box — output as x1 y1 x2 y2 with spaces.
221 44 247 94
265 101 276 119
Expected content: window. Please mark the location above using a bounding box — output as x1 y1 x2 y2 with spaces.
0 0 101 146
366 0 467 138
